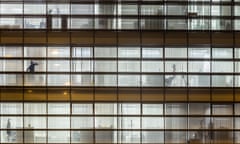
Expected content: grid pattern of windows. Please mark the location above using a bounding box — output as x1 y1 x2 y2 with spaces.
1 0 240 144
0 0 240 30
1 46 240 87
1 102 239 143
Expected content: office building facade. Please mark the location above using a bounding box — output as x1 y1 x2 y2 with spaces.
0 0 240 143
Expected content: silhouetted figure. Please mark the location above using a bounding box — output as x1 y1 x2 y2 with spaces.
6 119 11 142
26 61 38 72
165 64 176 86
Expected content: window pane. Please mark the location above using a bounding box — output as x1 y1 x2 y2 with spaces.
118 47 140 58
48 47 69 57
165 103 187 115
48 103 70 114
212 48 233 59
95 47 117 58
165 48 187 58
142 48 163 58
72 103 93 115
142 104 163 115
189 47 210 59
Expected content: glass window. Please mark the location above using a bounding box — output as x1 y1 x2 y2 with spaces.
69 18 93 29
118 47 140 58
72 103 93 115
95 117 117 129
1 103 22 115
212 104 233 115
165 48 187 58
71 74 93 86
24 47 46 57
167 5 187 15
118 18 138 29
119 103 140 115
95 75 117 86
212 5 231 16
165 75 187 87
142 75 164 87
0 46 22 57
48 60 70 72
71 117 93 129
235 6 240 16
1 60 23 72
141 5 164 15
1 74 23 86
72 60 93 72
235 20 240 30
48 4 69 14
0 4 22 14
142 61 163 72
142 131 164 143
212 19 231 30
189 117 210 129
142 48 163 58
189 61 210 72
165 103 187 115
48 47 70 57
167 19 187 30
188 5 210 16
213 117 233 129
212 75 233 87
188 75 210 87
71 4 93 15
118 61 140 72
24 18 46 29
1 116 23 129
0 18 23 29
142 104 163 115
189 103 210 115
48 117 70 129
188 19 210 30
47 74 70 86
119 117 140 129
72 47 93 58
24 4 46 14
95 18 116 29
165 117 187 129
24 74 46 86
96 4 116 15
212 61 233 73
189 47 210 59
119 131 140 143
165 61 187 72
24 117 46 129
95 47 117 58
212 48 233 59
24 103 46 115
142 117 164 129
95 61 117 72
118 75 140 86
48 131 70 143
95 103 117 115
48 103 70 114
119 4 137 15
235 48 240 58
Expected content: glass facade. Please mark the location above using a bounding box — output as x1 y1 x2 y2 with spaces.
1 0 240 144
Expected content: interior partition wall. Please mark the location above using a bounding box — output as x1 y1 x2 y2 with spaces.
1 0 240 144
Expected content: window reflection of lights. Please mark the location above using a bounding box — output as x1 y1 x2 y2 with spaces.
54 64 60 66
63 91 68 95
51 50 59 55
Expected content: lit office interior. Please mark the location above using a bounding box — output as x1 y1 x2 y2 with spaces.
1 0 240 144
